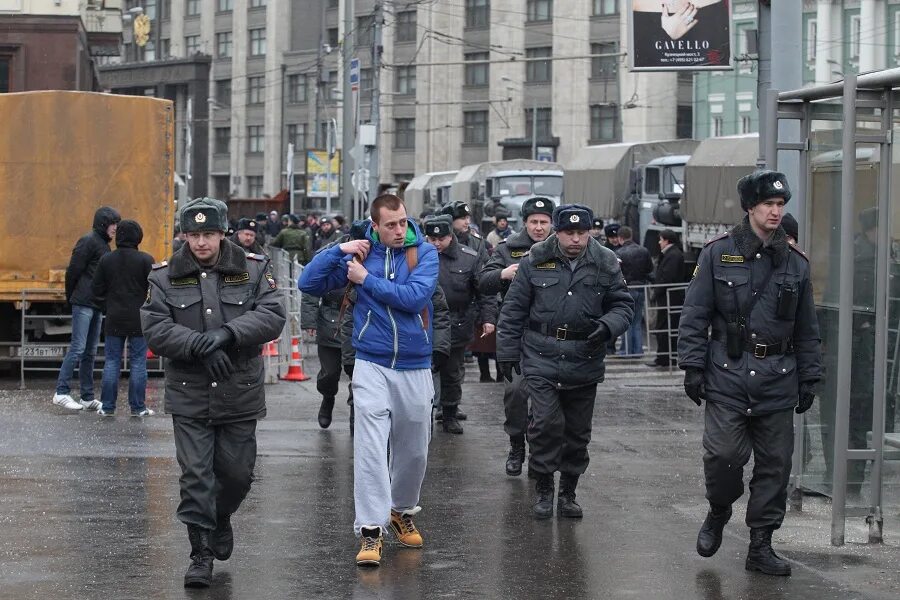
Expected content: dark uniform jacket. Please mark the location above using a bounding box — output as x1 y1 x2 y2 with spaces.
229 233 265 256
65 208 119 307
652 244 686 306
140 240 287 423
456 228 489 266
313 228 342 253
478 229 539 299
616 240 653 285
677 218 823 415
497 235 634 387
439 237 498 348
340 285 452 367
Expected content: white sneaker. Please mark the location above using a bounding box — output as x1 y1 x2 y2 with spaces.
131 408 155 417
52 394 84 411
79 399 101 411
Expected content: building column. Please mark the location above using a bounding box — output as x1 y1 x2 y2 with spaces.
814 0 834 84
859 0 885 72
552 1 590 165
264 0 289 194
230 0 248 196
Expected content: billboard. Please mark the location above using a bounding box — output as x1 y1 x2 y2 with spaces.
627 0 732 71
306 150 341 198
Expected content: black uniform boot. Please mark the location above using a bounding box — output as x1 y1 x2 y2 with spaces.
210 514 233 561
505 436 526 476
442 406 464 434
318 396 335 429
478 355 493 382
557 474 583 519
184 525 214 588
532 474 555 519
696 504 732 557
745 527 792 576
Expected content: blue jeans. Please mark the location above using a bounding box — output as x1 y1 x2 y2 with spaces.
100 335 149 413
55 305 103 400
618 289 645 356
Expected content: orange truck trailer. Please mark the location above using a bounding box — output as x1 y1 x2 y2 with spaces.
0 91 174 370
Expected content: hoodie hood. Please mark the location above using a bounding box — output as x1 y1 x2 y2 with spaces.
115 219 143 249
93 206 122 241
366 217 424 249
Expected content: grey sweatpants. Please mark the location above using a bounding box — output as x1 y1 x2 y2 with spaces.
352 359 434 535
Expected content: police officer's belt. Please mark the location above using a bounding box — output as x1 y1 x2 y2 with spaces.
529 320 591 341
712 332 794 358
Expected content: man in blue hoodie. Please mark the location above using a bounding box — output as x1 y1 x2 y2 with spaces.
299 194 439 568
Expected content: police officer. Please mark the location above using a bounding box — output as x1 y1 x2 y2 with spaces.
678 170 822 576
479 196 554 476
424 214 497 434
497 204 633 519
230 218 265 255
603 223 621 251
590 217 604 241
141 197 287 588
441 200 489 264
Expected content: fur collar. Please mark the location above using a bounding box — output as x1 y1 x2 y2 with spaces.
169 238 249 278
504 228 537 250
730 216 789 266
529 234 619 271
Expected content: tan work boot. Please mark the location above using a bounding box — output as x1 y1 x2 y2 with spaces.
356 527 384 567
390 507 424 548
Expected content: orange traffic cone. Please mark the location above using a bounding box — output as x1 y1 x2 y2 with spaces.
280 337 309 381
262 340 279 357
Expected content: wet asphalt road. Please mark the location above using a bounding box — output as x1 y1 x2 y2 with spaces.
0 358 898 600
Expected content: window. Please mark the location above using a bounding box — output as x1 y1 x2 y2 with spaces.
395 66 416 95
849 14 861 59
676 104 692 139
396 10 417 43
0 58 10 93
463 110 488 144
214 127 231 154
161 0 171 19
249 28 266 57
527 0 552 22
214 80 231 106
213 176 230 200
217 32 232 58
465 52 489 86
526 47 552 83
328 0 339 7
247 176 264 197
186 0 199 15
741 116 752 134
894 11 900 57
357 15 375 47
325 70 338 100
360 68 373 93
394 118 415 149
250 0 266 7
288 74 306 103
466 0 489 28
327 28 339 47
590 104 618 141
592 0 616 15
287 124 307 149
591 42 617 79
525 107 552 140
217 0 232 12
185 35 200 55
806 18 817 63
247 76 264 104
143 40 156 61
160 38 170 59
247 126 265 153
711 116 723 137
145 0 156 19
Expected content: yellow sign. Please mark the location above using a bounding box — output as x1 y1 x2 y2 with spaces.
306 150 341 198
134 14 151 47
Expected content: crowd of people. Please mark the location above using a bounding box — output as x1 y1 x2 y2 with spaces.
50 171 820 585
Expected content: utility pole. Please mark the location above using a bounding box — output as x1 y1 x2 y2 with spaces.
341 0 355 219
314 4 326 148
531 98 537 161
368 2 383 201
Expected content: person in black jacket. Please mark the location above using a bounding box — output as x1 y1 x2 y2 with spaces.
92 220 155 416
615 226 653 356
53 206 121 412
647 229 685 367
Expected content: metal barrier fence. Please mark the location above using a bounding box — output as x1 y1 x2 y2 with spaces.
611 282 689 369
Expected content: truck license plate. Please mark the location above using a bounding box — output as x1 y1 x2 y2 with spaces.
13 346 66 358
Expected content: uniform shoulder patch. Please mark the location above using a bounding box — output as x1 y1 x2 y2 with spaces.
510 250 528 258
704 232 730 247
459 245 478 257
246 253 266 261
265 271 277 290
789 242 809 261
151 260 168 270
535 261 557 270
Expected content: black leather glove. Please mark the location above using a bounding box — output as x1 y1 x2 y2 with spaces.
587 322 611 345
431 352 448 373
203 349 234 382
498 360 521 383
188 334 207 358
684 368 705 406
796 381 816 414
195 328 234 357
343 364 354 377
